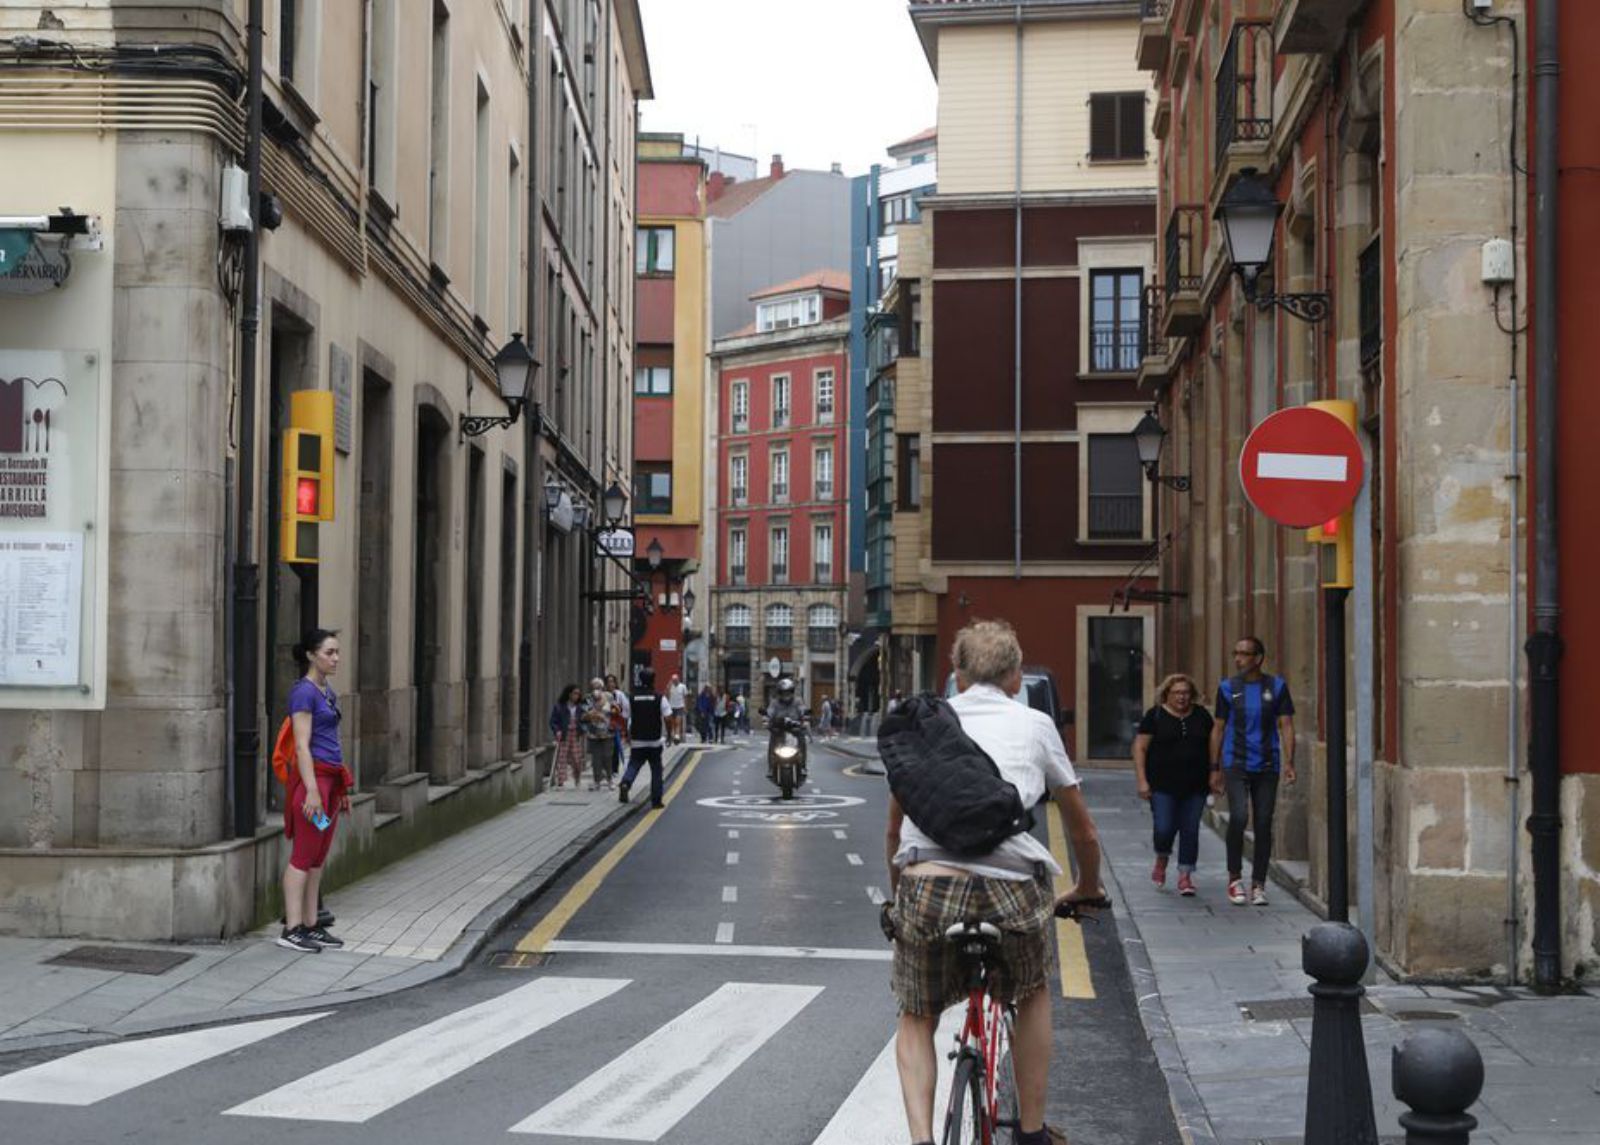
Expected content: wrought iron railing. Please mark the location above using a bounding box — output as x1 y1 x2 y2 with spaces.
1091 322 1144 373
730 564 746 585
1088 494 1144 540
772 564 788 585
1143 283 1167 357
1164 205 1204 301
1360 233 1382 371
1216 22 1274 172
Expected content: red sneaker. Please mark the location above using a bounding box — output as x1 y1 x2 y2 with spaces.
1227 878 1248 905
1177 871 1196 896
1151 855 1169 888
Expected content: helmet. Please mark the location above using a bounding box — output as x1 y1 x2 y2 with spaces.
778 677 795 695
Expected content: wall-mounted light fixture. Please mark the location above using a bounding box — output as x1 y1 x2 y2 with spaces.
1132 411 1192 492
460 333 538 439
1215 171 1330 324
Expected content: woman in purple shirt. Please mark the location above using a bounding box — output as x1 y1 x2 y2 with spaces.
277 628 349 954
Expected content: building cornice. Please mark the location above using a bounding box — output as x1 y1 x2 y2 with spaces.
711 318 852 360
922 188 1157 210
615 0 654 99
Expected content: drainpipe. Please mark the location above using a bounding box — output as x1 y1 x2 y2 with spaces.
1527 0 1562 992
230 0 264 838
519 2 542 757
1012 2 1024 579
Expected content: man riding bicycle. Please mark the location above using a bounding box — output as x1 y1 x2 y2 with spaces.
884 620 1105 1145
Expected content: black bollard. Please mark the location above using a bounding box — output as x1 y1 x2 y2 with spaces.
1392 1026 1485 1145
1303 922 1379 1145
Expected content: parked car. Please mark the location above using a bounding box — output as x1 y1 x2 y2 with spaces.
943 666 1070 731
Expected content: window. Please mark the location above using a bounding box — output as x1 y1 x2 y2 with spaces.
814 445 834 500
772 375 791 428
813 522 834 582
1089 92 1146 162
815 369 835 423
769 527 790 585
1090 270 1144 373
896 435 922 510
279 0 299 83
636 226 674 275
765 602 793 647
730 380 749 432
808 603 840 650
505 148 521 336
634 365 672 395
757 294 821 332
729 454 748 505
770 447 789 503
728 527 747 584
474 81 491 317
724 603 751 647
634 464 672 516
428 1 450 262
368 0 397 199
1086 436 1144 539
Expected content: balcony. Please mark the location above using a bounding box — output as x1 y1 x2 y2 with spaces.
773 408 791 429
1088 494 1144 541
772 482 789 504
1162 205 1206 338
814 563 834 584
1090 320 1143 375
1136 0 1172 73
731 486 747 507
730 563 747 585
1275 0 1369 55
731 415 748 434
1138 283 1174 386
816 481 833 500
1215 22 1274 180
1360 233 1382 373
772 564 789 586
808 629 839 653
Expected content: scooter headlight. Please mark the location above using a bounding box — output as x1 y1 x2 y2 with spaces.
775 746 799 760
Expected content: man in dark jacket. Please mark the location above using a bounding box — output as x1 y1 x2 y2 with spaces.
620 668 672 808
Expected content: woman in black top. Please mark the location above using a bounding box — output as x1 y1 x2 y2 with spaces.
1133 673 1215 897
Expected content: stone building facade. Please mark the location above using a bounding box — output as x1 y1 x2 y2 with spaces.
0 0 649 941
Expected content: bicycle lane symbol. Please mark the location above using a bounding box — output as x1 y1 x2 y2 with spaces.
695 792 866 826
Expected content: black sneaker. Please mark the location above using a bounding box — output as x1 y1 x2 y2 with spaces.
316 906 336 928
275 925 321 953
303 926 344 949
618 782 630 804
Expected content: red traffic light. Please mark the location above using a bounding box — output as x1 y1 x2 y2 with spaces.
296 477 320 517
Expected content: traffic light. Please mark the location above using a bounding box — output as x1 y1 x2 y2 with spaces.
280 391 335 564
1306 399 1356 589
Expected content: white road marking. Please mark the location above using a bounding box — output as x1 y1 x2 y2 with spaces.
226 977 628 1122
1257 451 1349 482
727 829 740 839
832 829 848 840
510 982 822 1139
866 886 886 905
715 922 735 944
722 885 738 903
846 853 864 867
543 939 892 962
0 1013 328 1107
811 1005 966 1144
726 851 740 866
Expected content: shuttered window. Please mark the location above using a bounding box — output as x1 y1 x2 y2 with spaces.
1089 92 1146 161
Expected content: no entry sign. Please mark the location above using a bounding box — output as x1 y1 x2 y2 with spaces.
1240 407 1364 527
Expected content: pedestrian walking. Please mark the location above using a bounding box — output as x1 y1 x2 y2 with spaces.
1209 636 1297 906
667 673 687 744
713 690 728 743
276 628 348 954
620 667 672 809
1132 673 1215 897
605 673 630 777
695 684 716 743
548 684 586 788
580 678 617 791
735 693 749 735
818 696 833 740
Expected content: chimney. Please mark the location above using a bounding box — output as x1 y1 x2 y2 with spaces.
830 162 842 175
707 171 733 202
770 153 785 179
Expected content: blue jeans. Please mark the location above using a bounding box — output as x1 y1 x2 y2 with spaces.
622 746 664 806
1151 790 1207 872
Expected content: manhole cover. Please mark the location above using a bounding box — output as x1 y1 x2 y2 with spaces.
1239 997 1379 1022
491 951 550 970
45 946 193 976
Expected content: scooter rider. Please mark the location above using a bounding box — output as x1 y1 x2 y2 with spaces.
766 677 807 781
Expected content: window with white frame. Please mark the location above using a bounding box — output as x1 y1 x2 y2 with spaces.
807 602 839 650
729 453 748 505
770 447 789 503
728 526 747 583
765 601 794 647
723 603 751 647
815 369 835 423
634 365 672 395
771 375 791 428
813 521 834 582
814 444 834 499
731 379 749 432
770 526 790 584
636 225 674 274
756 293 822 332
1090 270 1144 372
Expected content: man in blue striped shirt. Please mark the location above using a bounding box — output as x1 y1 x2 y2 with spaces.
1208 636 1297 906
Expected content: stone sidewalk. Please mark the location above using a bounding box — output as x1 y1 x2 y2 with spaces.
1081 768 1600 1145
0 746 699 1054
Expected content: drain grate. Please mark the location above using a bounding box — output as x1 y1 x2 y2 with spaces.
491 951 551 970
1239 997 1379 1022
1390 1009 1462 1022
45 946 194 976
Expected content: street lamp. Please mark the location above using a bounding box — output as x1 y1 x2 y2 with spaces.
460 333 539 438
646 537 664 570
1132 410 1191 492
1214 170 1330 324
683 587 696 616
603 481 628 527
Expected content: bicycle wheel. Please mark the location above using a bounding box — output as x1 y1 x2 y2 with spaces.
942 1051 986 1145
991 1009 1020 1144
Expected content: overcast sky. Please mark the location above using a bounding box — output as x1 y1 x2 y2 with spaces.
636 0 938 178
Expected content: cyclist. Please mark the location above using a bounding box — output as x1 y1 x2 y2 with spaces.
765 676 807 781
885 619 1104 1145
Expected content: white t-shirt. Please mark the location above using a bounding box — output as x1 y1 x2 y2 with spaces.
894 682 1079 881
669 682 687 710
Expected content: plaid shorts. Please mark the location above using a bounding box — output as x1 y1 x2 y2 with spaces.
890 873 1056 1017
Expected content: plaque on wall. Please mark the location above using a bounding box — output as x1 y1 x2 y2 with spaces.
329 343 353 454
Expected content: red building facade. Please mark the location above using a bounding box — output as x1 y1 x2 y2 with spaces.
709 274 851 712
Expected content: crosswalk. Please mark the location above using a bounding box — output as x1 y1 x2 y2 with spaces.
0 975 966 1141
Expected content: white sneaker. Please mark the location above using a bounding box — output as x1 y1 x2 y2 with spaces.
1251 884 1269 906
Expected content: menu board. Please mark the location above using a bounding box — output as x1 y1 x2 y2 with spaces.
0 531 82 685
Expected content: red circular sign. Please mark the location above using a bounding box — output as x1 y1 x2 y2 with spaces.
1239 407 1364 527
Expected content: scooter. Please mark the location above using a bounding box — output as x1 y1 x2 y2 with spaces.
766 715 808 800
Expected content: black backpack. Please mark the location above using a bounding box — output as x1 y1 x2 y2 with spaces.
877 694 1035 856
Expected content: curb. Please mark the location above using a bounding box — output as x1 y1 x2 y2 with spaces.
816 739 884 775
0 748 702 1058
1097 833 1219 1145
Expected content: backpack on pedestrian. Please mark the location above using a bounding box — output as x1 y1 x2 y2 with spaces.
877 693 1035 856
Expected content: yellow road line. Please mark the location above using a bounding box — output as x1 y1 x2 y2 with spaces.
1046 810 1095 1000
515 751 704 955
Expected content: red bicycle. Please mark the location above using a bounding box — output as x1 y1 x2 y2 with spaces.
939 897 1109 1145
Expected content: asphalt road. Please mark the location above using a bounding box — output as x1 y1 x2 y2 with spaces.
0 738 1179 1145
